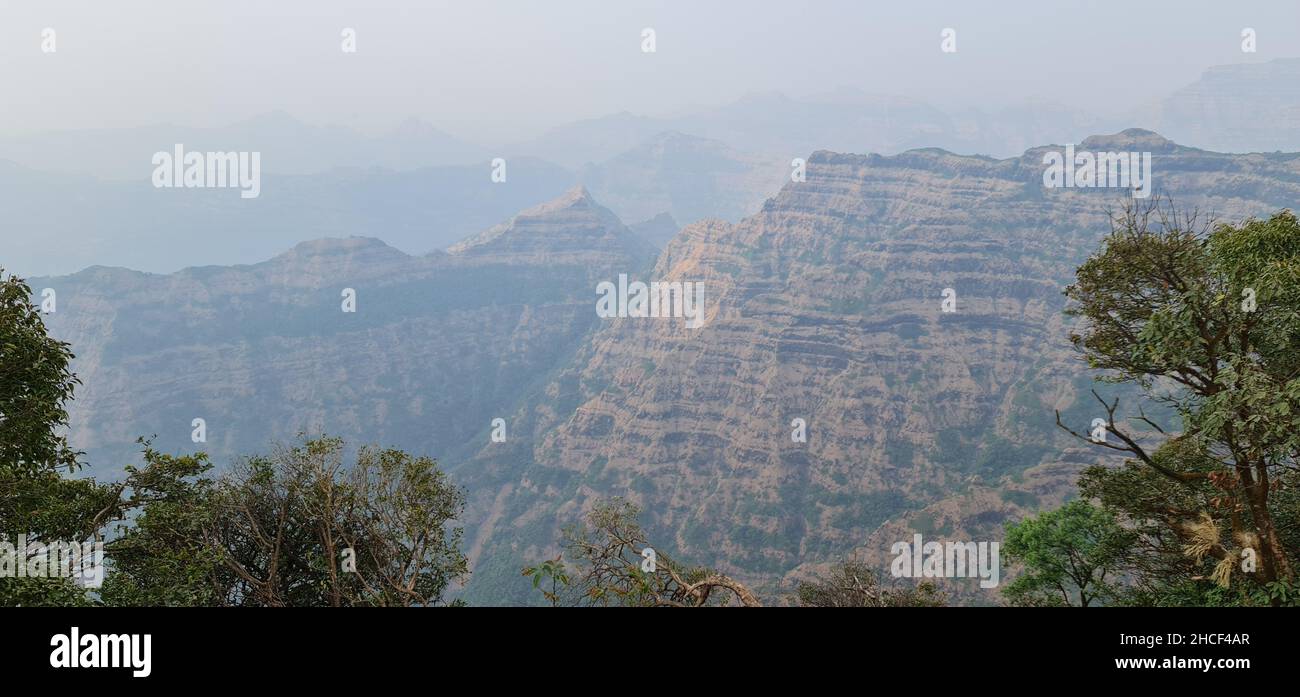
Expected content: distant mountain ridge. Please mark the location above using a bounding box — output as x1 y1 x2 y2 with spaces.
510 90 1106 166
9 57 1300 183
0 156 577 276
0 111 489 179
0 130 774 278
12 57 1300 281
1140 58 1300 153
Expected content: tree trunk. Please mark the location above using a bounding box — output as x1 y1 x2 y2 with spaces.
1248 489 1292 582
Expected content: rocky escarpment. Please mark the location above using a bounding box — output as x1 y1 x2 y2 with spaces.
36 187 654 479
460 130 1300 602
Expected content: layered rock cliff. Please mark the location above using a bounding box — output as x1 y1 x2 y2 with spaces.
457 130 1300 602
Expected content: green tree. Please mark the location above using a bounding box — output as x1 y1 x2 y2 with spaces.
0 270 109 606
98 436 471 607
1058 201 1300 599
1076 451 1300 606
201 437 468 607
1002 500 1136 607
98 442 224 607
0 269 80 474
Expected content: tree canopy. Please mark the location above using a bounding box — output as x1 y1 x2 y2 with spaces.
2 269 469 607
1036 201 1300 605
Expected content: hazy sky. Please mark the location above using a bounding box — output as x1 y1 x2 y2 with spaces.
2 0 1299 144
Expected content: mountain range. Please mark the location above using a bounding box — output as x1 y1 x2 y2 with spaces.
10 58 1300 281
31 128 1300 603
0 128 776 277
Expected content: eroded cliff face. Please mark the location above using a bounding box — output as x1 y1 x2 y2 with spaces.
37 186 654 478
460 131 1300 602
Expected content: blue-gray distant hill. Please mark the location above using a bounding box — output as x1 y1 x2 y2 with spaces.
1 157 575 276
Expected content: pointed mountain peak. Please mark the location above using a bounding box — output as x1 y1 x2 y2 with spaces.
559 184 595 203
447 188 652 261
521 185 595 213
463 185 604 230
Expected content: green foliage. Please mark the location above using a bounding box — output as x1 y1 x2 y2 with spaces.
0 269 107 606
99 441 223 606
1060 202 1300 600
201 437 469 606
0 269 80 475
1002 500 1136 607
1077 448 1300 606
1262 580 1300 606
521 555 570 606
